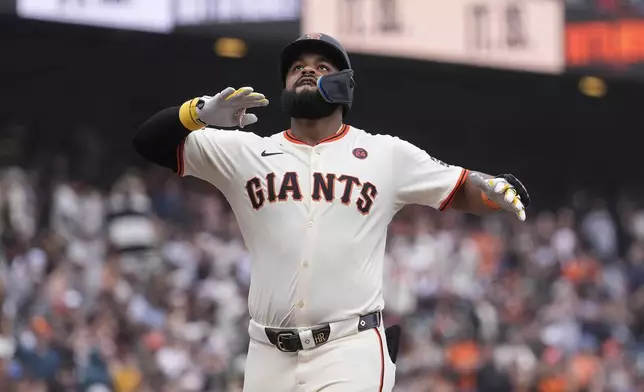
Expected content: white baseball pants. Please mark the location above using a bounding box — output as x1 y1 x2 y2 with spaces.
242 325 396 392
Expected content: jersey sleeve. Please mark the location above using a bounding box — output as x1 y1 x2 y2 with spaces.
392 137 468 210
177 128 247 190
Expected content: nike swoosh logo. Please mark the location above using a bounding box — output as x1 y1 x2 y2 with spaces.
261 150 284 157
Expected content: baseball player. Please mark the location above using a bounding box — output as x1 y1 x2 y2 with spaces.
132 33 530 392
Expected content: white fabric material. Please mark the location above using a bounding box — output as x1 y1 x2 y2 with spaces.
181 125 464 327
243 325 396 392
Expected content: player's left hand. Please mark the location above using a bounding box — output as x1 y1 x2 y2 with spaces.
470 173 530 221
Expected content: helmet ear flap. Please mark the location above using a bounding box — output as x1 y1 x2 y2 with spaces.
317 70 355 105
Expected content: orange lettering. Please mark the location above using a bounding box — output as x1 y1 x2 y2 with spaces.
566 20 644 67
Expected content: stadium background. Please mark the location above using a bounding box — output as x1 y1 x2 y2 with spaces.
1 0 644 391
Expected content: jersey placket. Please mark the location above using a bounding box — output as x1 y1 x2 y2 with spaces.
294 145 320 326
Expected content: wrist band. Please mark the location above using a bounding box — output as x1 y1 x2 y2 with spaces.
179 98 208 131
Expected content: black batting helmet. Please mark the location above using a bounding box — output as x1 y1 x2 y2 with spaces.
280 33 355 115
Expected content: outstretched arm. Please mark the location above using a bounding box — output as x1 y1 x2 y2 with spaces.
391 137 530 221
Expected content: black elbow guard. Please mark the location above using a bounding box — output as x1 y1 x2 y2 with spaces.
133 106 192 173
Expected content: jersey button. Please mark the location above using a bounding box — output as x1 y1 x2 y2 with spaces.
303 261 309 268
308 221 314 228
298 301 304 308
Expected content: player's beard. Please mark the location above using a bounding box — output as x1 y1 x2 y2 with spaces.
281 88 340 119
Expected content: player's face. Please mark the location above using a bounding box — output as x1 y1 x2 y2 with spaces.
285 53 338 92
282 52 341 120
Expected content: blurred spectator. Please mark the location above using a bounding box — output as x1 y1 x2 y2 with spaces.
0 163 643 391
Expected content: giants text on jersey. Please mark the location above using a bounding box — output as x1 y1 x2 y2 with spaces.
245 172 378 214
177 125 467 327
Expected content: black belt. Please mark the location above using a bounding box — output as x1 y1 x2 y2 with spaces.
265 311 381 353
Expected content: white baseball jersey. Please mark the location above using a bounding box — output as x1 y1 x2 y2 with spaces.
178 124 467 328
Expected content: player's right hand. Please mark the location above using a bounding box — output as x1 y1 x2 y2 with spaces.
195 87 269 128
470 173 530 222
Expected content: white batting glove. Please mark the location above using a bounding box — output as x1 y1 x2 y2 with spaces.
195 87 269 128
470 173 530 221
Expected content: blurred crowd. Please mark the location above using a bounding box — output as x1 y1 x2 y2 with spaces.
0 163 642 392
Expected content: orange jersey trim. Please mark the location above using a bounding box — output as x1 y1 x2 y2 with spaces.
176 139 186 176
284 124 350 146
439 168 469 211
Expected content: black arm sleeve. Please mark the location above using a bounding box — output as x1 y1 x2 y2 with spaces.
132 106 192 173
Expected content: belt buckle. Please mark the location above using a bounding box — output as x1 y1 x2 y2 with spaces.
275 331 297 352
